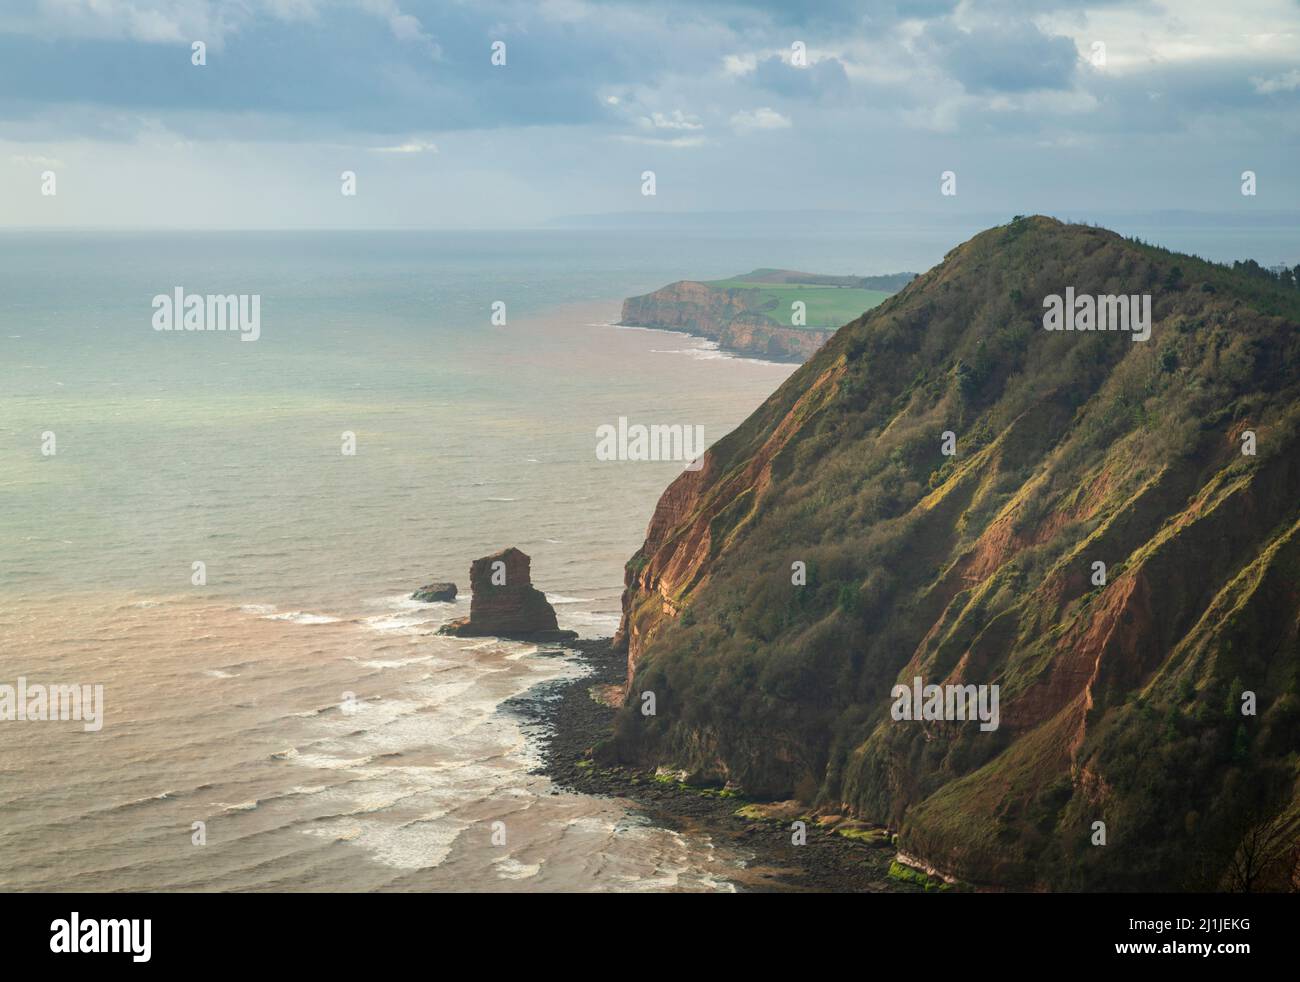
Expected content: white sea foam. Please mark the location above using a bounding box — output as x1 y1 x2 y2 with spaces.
286 785 329 797
493 856 543 880
262 611 342 625
292 752 377 771
367 594 424 608
302 815 465 870
119 790 175 808
349 654 441 670
360 613 440 635
650 344 729 360
560 609 622 632
609 323 690 337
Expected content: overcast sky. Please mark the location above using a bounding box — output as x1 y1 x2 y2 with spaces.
1 0 1297 227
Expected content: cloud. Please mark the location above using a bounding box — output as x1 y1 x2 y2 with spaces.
9 152 63 167
1 0 1298 226
4 0 1288 150
641 110 703 131
0 3 630 136
0 0 244 45
1252 69 1300 94
631 0 953 29
367 138 438 153
729 107 792 131
359 0 439 56
918 21 1078 93
617 134 707 148
722 53 758 77
264 0 322 21
753 53 851 100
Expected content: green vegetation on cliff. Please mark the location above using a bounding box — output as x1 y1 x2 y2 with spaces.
701 276 894 331
619 268 916 362
608 217 1300 891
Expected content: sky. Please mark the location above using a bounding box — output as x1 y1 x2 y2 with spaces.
0 0 1297 228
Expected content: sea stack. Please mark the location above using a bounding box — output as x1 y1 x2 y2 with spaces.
437 547 577 642
411 581 457 603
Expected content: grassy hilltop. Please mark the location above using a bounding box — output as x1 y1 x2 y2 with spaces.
620 268 914 362
702 270 908 332
608 216 1300 891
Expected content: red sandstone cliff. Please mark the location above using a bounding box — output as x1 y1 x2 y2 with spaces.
620 280 833 362
605 217 1300 891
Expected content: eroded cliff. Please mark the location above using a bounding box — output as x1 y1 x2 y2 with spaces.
621 280 833 361
607 217 1300 890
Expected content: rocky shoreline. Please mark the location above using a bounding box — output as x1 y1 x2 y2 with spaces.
511 638 936 893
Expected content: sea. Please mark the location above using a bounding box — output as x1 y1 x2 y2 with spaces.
2 221 1296 891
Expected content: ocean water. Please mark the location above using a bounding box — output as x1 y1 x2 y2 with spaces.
3 223 1295 892
1 229 819 892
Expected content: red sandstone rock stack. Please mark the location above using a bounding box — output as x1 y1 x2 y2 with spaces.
438 547 577 642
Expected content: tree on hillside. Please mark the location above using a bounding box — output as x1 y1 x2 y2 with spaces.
1223 809 1300 893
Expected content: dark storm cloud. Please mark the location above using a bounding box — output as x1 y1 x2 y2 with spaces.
0 2 647 136
0 0 1296 154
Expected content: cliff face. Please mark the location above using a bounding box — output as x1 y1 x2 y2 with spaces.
609 217 1300 890
620 280 834 362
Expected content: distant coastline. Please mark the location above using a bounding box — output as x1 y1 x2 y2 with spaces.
618 268 915 363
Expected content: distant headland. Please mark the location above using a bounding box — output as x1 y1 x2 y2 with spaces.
619 268 916 363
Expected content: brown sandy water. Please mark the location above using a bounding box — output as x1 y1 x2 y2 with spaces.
0 299 795 891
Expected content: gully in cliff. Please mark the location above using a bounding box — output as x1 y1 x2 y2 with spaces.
437 547 577 642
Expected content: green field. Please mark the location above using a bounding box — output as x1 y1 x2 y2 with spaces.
703 278 892 331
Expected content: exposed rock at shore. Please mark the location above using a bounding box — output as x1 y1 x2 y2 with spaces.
438 547 577 642
517 638 913 893
411 581 457 603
